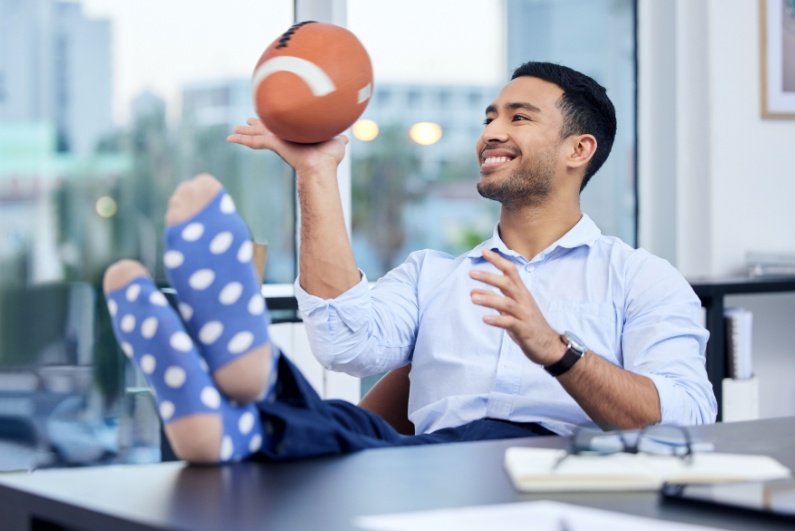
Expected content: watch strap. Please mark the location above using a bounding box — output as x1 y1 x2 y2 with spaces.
544 334 586 377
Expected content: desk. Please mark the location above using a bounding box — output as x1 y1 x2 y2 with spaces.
1 417 794 531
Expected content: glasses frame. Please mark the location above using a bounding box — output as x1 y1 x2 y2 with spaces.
553 424 694 470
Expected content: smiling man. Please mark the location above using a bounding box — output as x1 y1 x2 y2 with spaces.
112 61 715 464
227 60 716 447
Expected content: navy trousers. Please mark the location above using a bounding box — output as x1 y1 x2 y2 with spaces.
254 353 557 461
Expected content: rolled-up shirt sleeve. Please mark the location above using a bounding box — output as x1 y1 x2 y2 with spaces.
622 254 718 425
294 257 422 377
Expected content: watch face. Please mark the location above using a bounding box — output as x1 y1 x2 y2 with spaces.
564 331 587 354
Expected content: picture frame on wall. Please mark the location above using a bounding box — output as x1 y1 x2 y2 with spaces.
761 0 795 118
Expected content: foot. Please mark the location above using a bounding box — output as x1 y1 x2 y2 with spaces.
103 174 277 463
163 173 275 403
104 260 264 463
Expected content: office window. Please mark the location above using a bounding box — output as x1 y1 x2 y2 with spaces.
0 0 636 469
349 0 636 280
0 0 294 470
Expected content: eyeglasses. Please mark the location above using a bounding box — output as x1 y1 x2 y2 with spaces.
553 424 694 470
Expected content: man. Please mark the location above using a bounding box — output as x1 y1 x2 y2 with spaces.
228 61 716 437
103 62 715 465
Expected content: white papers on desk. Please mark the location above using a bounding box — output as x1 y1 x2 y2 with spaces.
504 448 790 492
355 500 730 531
724 307 753 380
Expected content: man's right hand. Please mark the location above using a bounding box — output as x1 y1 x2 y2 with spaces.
228 117 360 299
226 117 348 177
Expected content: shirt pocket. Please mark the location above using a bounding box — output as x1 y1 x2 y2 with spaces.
545 300 621 365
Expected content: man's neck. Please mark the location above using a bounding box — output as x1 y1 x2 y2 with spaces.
497 199 582 261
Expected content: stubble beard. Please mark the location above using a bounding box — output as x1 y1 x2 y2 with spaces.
476 153 556 209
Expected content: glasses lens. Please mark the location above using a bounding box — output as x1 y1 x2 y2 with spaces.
636 425 690 457
572 428 625 455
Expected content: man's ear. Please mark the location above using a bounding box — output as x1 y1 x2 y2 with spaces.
566 134 597 172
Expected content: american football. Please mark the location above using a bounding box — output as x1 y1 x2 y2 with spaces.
252 21 373 144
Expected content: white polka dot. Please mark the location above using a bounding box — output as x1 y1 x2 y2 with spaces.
164 366 186 388
120 314 136 333
220 436 234 461
178 303 193 321
238 411 255 434
219 282 243 305
121 342 134 357
149 291 168 306
201 386 221 408
199 321 224 344
228 331 254 354
125 283 141 301
210 231 234 254
107 299 117 317
160 401 175 420
248 294 264 315
182 222 204 241
140 354 156 374
189 269 215 290
237 241 253 263
249 434 263 453
198 357 209 373
220 194 235 213
163 250 185 269
141 317 159 339
170 331 193 352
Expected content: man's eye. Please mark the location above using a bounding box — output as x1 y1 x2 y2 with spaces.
483 118 493 126
512 114 529 122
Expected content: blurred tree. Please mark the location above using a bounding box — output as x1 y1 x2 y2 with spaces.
352 125 423 276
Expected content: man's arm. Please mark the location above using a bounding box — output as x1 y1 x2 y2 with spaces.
470 249 661 430
227 118 360 298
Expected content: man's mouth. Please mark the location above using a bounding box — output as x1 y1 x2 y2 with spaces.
480 149 518 172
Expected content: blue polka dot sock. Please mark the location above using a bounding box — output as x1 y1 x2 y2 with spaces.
105 275 267 462
162 189 277 398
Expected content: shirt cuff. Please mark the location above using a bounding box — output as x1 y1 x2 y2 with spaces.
645 373 716 425
293 271 371 324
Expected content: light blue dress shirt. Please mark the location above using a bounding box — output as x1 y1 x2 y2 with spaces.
295 214 717 436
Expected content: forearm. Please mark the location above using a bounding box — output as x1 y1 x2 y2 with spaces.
557 351 661 430
296 167 361 299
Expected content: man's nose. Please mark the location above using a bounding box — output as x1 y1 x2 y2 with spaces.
480 119 508 144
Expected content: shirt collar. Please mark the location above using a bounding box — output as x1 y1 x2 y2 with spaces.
465 214 602 261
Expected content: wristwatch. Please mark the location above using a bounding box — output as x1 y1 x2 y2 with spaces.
544 331 587 377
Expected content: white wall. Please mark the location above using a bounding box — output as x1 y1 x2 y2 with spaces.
639 0 795 418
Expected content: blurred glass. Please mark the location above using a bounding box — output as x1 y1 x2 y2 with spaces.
348 0 636 281
0 0 636 466
0 0 294 470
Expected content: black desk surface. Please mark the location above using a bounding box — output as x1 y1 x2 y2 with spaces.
2 417 795 531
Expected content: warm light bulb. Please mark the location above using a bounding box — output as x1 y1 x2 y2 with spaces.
96 196 118 218
409 122 443 146
352 119 379 141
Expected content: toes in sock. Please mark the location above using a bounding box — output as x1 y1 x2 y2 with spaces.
106 275 265 462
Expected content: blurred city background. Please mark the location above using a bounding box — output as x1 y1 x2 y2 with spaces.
0 0 636 469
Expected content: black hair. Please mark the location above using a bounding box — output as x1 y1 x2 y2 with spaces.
511 61 617 191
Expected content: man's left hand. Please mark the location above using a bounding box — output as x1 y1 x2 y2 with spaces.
469 249 564 366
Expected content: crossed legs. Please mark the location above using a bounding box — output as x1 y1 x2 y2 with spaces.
104 174 277 463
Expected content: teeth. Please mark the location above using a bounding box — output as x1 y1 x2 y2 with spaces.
483 156 512 165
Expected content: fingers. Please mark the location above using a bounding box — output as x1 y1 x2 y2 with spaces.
227 133 283 152
471 288 514 314
469 249 535 322
226 117 273 150
469 250 523 298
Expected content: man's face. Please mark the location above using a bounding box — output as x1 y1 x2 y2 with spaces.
475 76 567 207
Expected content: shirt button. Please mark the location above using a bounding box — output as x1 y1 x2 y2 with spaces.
524 264 535 272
